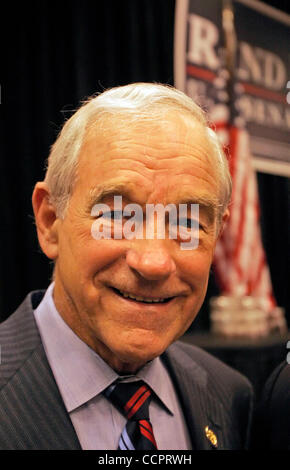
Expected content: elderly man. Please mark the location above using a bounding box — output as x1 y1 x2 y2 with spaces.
0 83 253 450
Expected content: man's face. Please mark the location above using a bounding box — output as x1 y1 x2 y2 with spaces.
52 113 222 373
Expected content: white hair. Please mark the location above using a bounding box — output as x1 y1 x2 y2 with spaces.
44 82 232 220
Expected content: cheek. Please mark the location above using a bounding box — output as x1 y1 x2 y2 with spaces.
178 249 213 285
58 219 125 279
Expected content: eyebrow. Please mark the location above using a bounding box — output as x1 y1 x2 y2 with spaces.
87 181 136 208
171 183 221 219
87 182 220 219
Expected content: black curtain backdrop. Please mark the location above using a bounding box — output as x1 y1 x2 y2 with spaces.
0 0 289 330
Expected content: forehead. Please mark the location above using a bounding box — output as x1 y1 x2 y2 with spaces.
76 113 219 205
82 112 211 158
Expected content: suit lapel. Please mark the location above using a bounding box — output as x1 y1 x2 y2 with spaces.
0 291 81 449
162 342 226 450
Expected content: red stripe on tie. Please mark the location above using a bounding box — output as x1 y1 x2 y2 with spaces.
127 390 151 419
139 420 153 435
124 385 147 414
139 423 157 447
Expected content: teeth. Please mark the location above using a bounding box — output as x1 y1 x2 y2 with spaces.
118 289 166 303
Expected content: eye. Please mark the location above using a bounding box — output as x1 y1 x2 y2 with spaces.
173 218 202 231
179 218 193 229
98 210 123 220
99 211 137 223
112 210 123 220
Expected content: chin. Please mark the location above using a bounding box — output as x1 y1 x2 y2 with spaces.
111 336 168 368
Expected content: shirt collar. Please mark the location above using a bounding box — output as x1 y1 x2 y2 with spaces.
136 359 174 415
34 283 174 415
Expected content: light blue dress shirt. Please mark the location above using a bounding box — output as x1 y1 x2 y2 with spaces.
33 283 191 450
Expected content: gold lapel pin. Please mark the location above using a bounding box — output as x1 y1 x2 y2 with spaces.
205 426 218 448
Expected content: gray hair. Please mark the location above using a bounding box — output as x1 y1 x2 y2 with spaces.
44 82 232 221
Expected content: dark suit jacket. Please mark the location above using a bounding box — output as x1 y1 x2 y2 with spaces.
0 290 253 450
252 361 290 450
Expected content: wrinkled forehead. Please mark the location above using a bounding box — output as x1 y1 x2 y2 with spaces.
74 112 220 210
81 110 213 159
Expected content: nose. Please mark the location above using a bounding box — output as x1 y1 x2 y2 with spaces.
126 243 176 281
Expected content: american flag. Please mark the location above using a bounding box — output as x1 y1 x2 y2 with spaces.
213 121 276 312
211 0 276 313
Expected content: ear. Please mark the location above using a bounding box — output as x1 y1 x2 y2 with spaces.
217 208 230 239
32 182 60 260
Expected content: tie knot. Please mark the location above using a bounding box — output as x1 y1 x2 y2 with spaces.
104 380 152 421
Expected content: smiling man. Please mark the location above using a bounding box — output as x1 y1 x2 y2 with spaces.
0 83 253 450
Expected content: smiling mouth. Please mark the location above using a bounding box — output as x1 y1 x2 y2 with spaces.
112 287 175 304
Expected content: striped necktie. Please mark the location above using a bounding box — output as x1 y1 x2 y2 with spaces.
104 380 158 450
